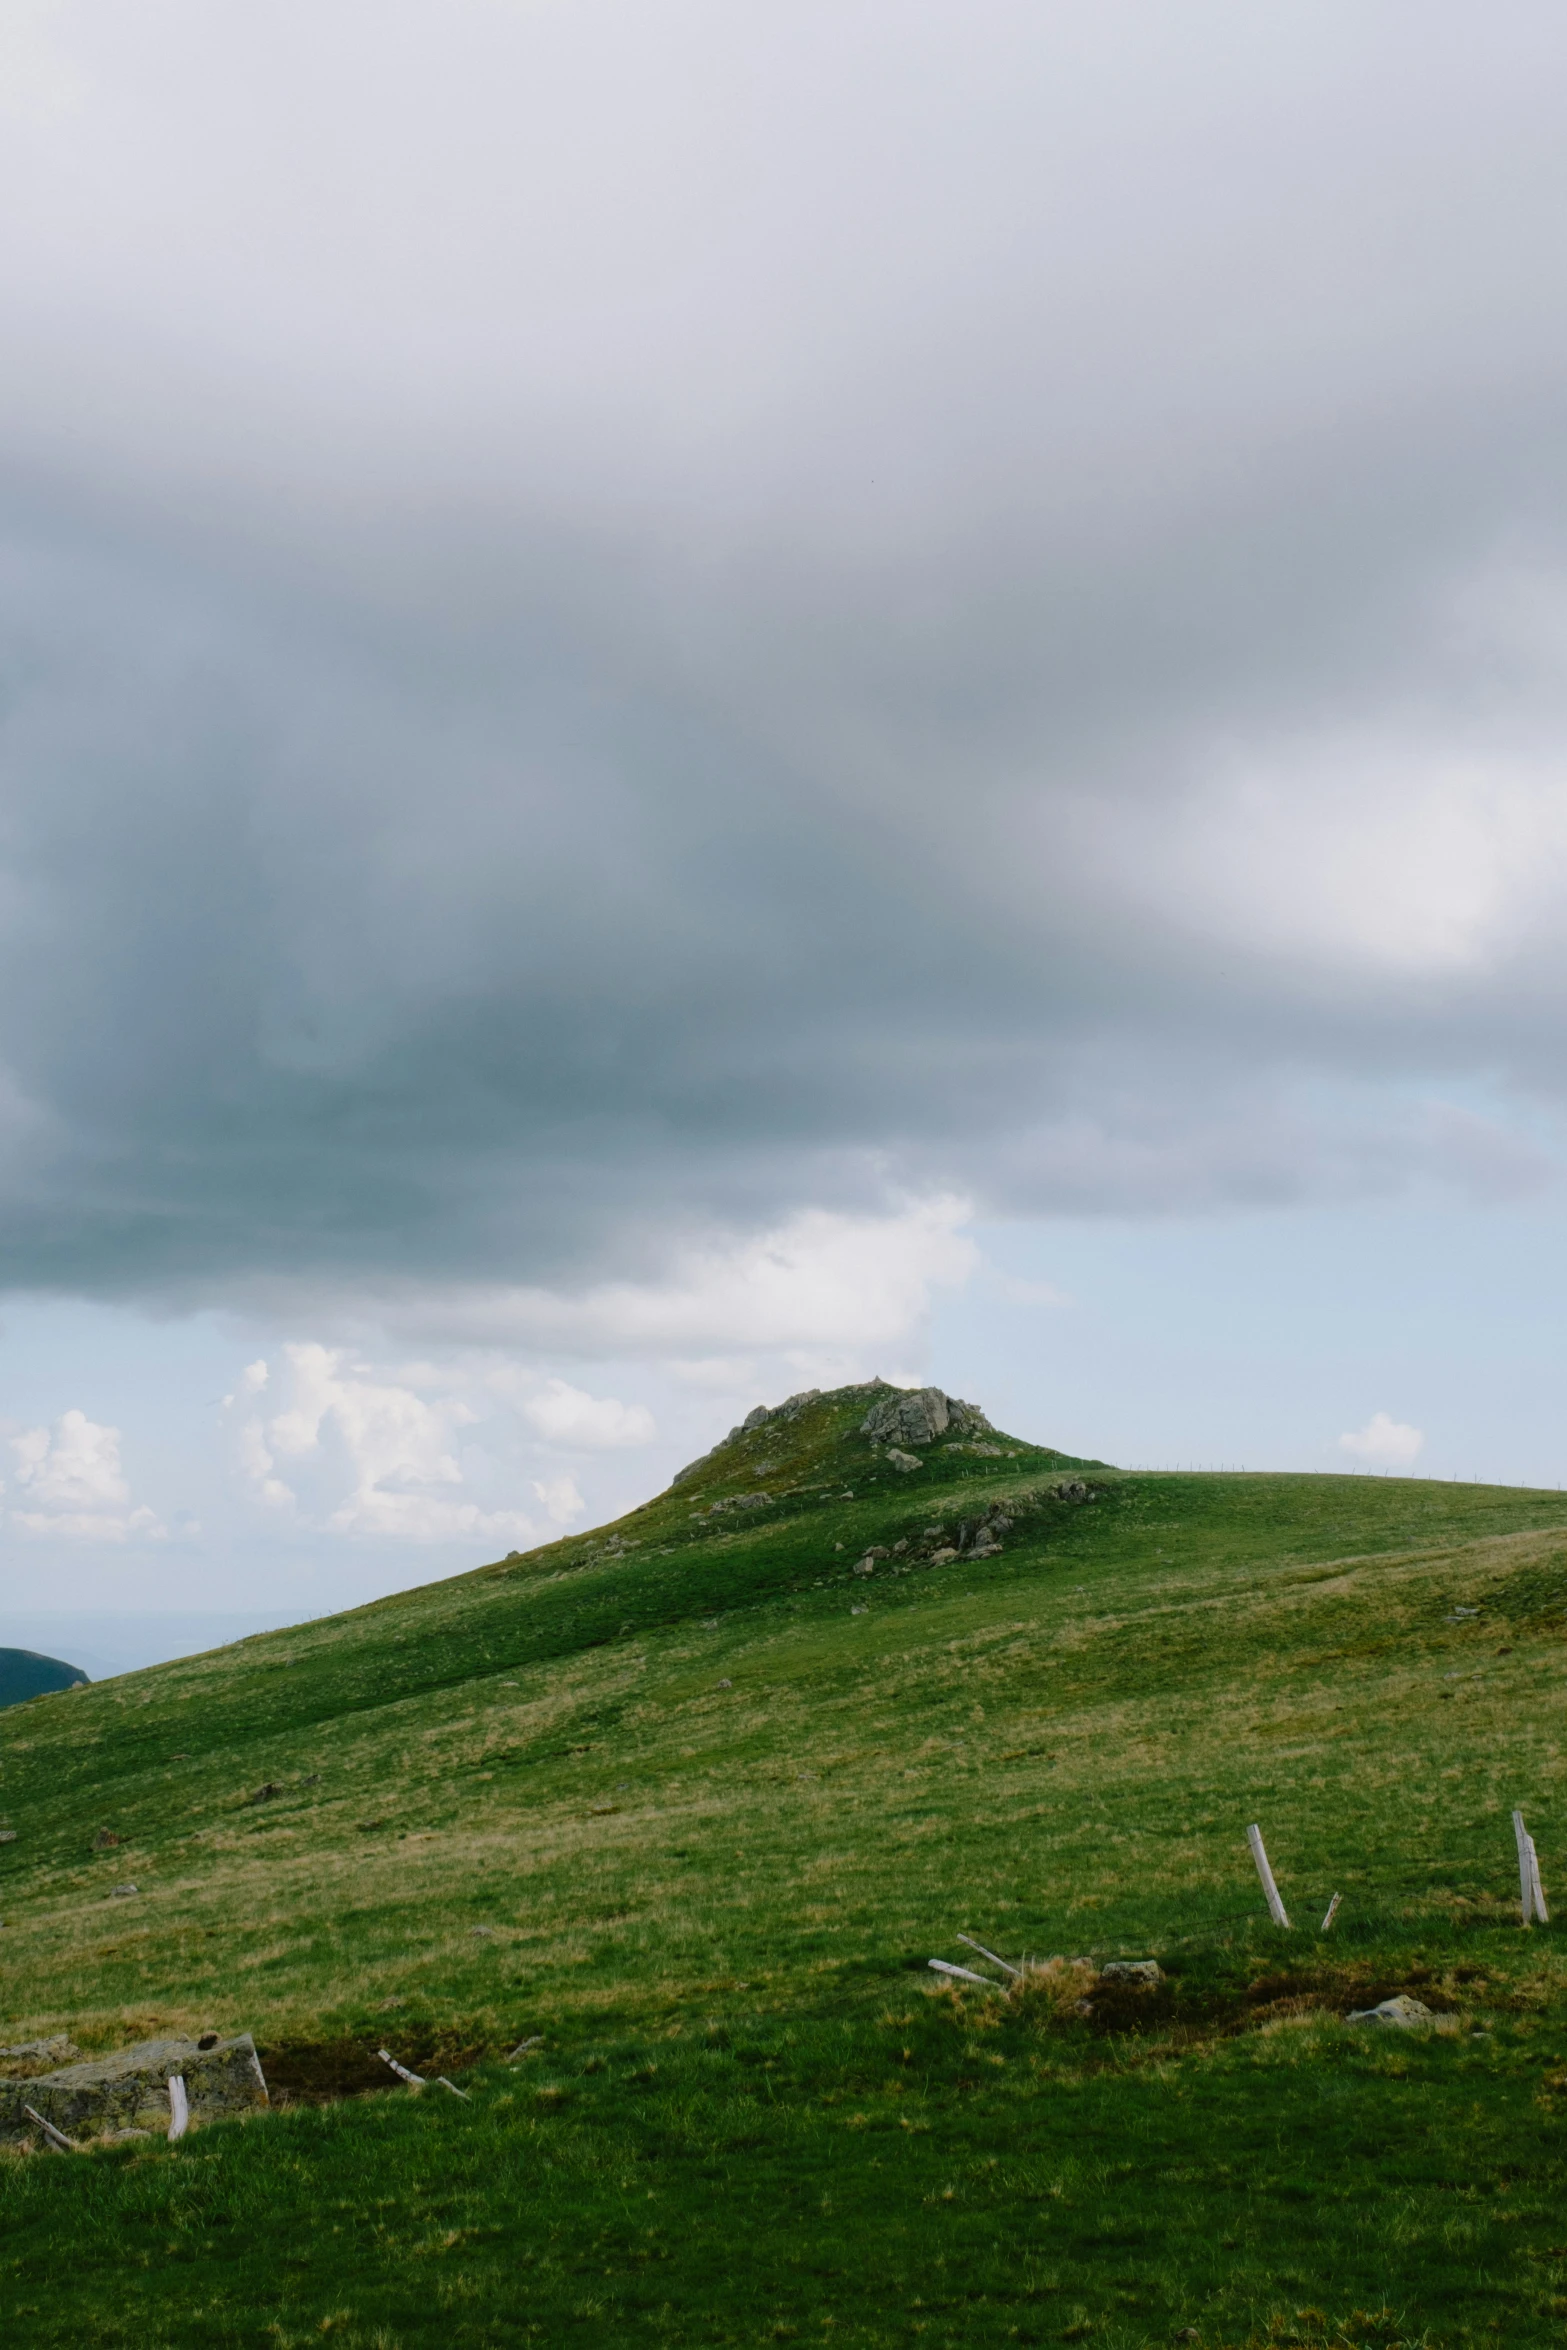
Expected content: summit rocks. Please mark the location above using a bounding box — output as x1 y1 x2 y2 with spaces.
859 1387 990 1450
670 1388 825 1487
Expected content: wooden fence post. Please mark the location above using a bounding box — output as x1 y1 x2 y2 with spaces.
1530 1837 1550 1925
957 1933 1022 1978
378 2048 426 2087
167 2076 189 2142
928 1958 1001 1987
1247 1823 1291 1928
22 2104 77 2153
1514 1811 1536 1925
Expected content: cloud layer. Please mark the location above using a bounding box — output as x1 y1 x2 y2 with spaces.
1 2 1567 1337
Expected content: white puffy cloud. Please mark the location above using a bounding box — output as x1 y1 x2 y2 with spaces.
8 1408 165 1539
510 1378 655 1449
235 1397 295 1511
531 1474 586 1526
1339 1412 1424 1470
235 1343 536 1544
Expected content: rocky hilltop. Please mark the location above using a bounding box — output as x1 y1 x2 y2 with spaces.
670 1378 1000 1491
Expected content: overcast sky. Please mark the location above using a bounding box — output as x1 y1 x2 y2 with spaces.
5 1 1567 1666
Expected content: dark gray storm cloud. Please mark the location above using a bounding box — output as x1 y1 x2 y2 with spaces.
3 0 1567 1317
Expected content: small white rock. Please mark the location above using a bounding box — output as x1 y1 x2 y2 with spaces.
1346 1994 1436 2028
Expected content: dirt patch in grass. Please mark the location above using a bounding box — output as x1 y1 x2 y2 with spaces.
1005 1957 1475 2045
259 2034 490 2104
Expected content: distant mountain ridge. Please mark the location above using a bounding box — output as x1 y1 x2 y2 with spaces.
0 1646 89 1712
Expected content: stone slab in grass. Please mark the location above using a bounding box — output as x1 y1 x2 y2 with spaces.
0 2032 269 2145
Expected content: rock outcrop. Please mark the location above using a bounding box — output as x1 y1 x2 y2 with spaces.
0 2036 80 2074
860 1387 990 1449
0 2032 269 2146
670 1388 824 1486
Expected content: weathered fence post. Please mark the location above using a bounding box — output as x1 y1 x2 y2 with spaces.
1247 1822 1291 1928
22 2104 77 2153
1516 1811 1549 1924
1514 1811 1538 1925
957 1933 1022 1978
378 2048 427 2087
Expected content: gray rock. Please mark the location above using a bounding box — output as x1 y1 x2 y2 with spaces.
1345 1995 1437 2028
884 1448 924 1472
0 1830 16 1845
0 2032 269 2146
110 1883 139 1899
1099 1960 1163 1985
732 1389 820 1436
0 2036 81 2072
860 1388 991 1449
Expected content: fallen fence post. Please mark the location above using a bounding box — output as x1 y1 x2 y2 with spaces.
928 1958 1002 1988
22 2104 78 2154
1247 1823 1291 1928
378 2048 426 2087
167 2075 189 2143
957 1933 1022 1978
433 2076 472 2101
1320 1892 1342 1932
504 2037 544 2061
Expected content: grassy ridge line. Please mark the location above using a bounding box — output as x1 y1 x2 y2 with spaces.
0 1385 1093 1845
0 1446 1566 2054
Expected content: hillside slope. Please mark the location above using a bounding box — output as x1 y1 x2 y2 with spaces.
0 1647 88 1713
5 1382 1567 2344
1 1379 1564 2049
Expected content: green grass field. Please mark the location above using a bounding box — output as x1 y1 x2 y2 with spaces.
4 1382 1567 2346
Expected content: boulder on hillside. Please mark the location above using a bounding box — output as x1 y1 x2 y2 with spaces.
861 1387 991 1449
1345 1995 1446 2030
0 2032 269 2147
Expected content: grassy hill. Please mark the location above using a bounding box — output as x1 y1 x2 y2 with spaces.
4 1381 1567 2346
0 1647 88 1713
